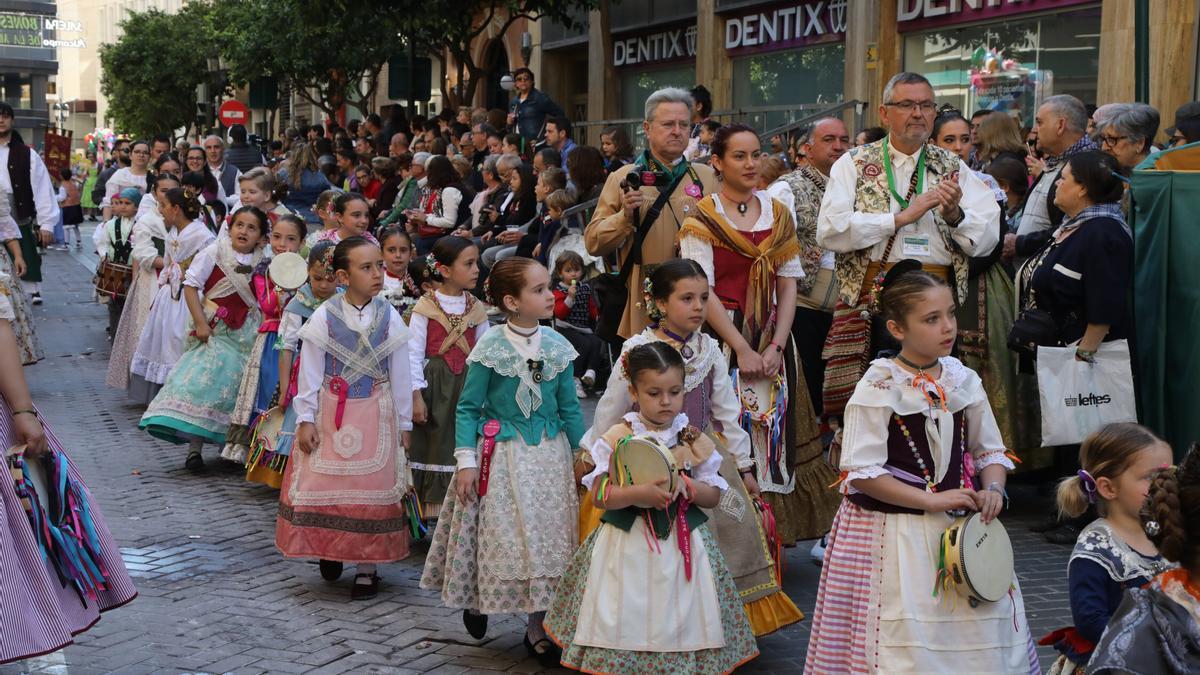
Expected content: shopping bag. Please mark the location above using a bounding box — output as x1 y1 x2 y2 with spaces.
1036 340 1138 446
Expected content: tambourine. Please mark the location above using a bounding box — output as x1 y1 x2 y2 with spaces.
269 252 308 291
940 513 1015 605
610 435 677 495
250 407 285 455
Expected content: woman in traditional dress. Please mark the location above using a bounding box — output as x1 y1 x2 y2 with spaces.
678 123 841 547
106 171 176 390
0 271 137 664
0 211 42 364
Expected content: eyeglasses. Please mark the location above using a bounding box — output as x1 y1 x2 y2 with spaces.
1099 134 1127 147
515 76 532 82
885 100 937 113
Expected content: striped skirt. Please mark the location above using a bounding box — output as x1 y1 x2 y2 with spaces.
803 501 1040 674
0 398 137 665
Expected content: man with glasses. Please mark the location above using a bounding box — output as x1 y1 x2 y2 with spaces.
815 71 999 418
1011 94 1096 260
585 86 716 340
505 68 564 143
91 138 129 209
203 134 241 208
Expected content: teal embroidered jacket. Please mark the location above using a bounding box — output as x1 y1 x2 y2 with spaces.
454 326 586 451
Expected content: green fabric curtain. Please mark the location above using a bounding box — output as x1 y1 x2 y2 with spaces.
1131 148 1200 460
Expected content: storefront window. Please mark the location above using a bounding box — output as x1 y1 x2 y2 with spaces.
903 7 1100 127
732 44 845 131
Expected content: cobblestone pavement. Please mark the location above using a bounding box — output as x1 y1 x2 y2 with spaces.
3 239 1072 674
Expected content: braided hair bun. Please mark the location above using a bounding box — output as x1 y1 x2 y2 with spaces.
1141 442 1200 569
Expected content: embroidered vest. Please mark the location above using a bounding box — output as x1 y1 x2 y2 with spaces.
426 320 477 374
323 301 391 399
252 265 288 333
202 267 252 330
712 229 772 314
835 140 969 305
846 410 966 515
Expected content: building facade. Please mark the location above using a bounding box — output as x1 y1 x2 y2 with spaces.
528 0 1196 144
0 1 60 147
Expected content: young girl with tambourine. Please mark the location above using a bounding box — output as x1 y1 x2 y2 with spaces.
580 259 803 636
804 260 1039 673
545 341 758 673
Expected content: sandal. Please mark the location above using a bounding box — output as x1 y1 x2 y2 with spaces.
524 633 562 669
185 450 205 473
350 573 379 600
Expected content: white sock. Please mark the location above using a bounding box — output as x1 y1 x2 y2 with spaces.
188 438 203 453
356 563 377 580
583 369 596 381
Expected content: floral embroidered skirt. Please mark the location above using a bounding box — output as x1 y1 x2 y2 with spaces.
139 319 258 445
420 432 577 615
105 266 156 389
222 329 281 463
544 522 759 674
275 381 409 563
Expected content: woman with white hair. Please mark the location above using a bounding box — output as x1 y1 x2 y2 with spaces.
1099 103 1161 171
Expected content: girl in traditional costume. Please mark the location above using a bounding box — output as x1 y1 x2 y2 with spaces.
311 193 379 247
276 236 413 600
378 226 419 320
407 237 489 517
1039 424 1176 673
0 208 43 365
128 187 215 404
803 261 1038 673
1088 444 1200 673
246 242 340 488
139 206 269 471
0 271 137 664
420 257 584 667
221 215 307 464
581 259 803 636
106 171 176 390
546 341 759 674
677 124 840 547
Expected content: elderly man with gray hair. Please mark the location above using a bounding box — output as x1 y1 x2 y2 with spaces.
1011 94 1098 258
585 86 717 340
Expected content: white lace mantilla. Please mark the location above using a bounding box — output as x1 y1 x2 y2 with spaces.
1071 519 1178 583
467 326 577 419
298 296 411 386
622 329 721 392
854 356 978 416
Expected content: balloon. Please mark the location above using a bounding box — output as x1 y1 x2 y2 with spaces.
971 46 986 68
1002 59 1018 71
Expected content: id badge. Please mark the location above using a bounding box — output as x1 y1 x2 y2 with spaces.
901 235 932 257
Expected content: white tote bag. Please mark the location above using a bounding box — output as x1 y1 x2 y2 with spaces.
1037 340 1138 447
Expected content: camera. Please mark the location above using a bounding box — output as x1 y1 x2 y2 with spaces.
622 169 670 192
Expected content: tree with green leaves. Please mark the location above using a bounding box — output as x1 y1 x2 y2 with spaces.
403 0 600 108
98 4 215 139
212 0 406 119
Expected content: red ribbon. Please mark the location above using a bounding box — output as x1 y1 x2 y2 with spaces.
328 376 349 430
477 419 501 497
676 495 692 582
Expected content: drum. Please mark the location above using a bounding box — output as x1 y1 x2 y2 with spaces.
94 258 133 299
940 513 1015 604
610 435 677 495
268 252 308 291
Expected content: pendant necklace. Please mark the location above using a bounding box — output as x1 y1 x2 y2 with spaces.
660 325 695 359
722 191 752 215
895 353 949 412
347 298 371 320
507 322 538 345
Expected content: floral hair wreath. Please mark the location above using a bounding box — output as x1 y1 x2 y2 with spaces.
619 351 632 382
320 245 336 278
640 276 664 323
425 252 439 276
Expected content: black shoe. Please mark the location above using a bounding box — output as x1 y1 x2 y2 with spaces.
1045 523 1082 545
462 609 488 639
1029 515 1062 533
524 633 562 669
350 573 379 600
319 559 343 581
185 450 205 473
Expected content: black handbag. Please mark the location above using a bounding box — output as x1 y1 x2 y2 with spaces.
1007 305 1061 356
593 175 684 342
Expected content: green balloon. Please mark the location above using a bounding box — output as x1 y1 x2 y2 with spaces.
971 46 986 67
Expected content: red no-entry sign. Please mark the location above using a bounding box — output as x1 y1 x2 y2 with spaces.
218 100 250 127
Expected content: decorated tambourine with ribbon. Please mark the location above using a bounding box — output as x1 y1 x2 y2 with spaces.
935 513 1015 606
610 434 678 495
